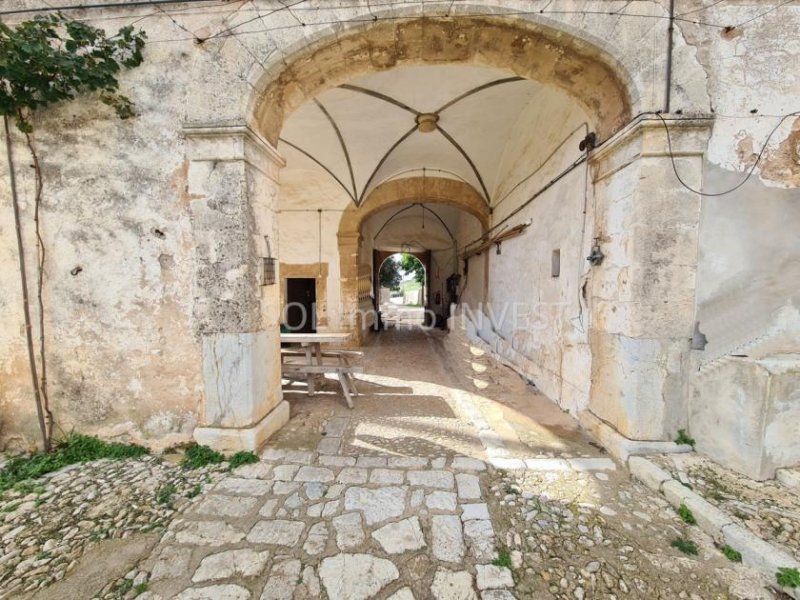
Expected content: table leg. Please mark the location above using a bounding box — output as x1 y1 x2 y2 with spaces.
313 342 324 389
304 344 315 395
338 372 354 409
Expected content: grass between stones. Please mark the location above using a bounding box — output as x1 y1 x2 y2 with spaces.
492 548 513 569
671 537 699 556
228 450 260 470
777 567 800 588
677 503 697 525
674 429 696 448
720 545 742 562
180 443 225 469
0 433 148 493
179 443 259 471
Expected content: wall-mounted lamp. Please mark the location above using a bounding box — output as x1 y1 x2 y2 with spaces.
262 235 276 286
586 238 605 266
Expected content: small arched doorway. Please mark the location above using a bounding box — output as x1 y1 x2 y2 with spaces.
376 252 428 328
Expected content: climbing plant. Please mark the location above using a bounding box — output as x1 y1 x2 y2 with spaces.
1 13 146 451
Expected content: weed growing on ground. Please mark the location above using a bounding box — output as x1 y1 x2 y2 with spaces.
180 443 224 470
777 567 800 588
492 548 513 569
133 583 149 595
678 503 697 525
185 484 203 499
721 545 742 562
156 483 177 507
0 434 148 492
675 429 696 448
671 537 698 556
228 451 259 470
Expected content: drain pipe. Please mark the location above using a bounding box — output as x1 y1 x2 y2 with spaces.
664 0 675 113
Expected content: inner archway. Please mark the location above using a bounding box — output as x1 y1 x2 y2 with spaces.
376 252 428 328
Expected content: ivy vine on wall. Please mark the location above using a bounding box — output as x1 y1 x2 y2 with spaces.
1 13 146 451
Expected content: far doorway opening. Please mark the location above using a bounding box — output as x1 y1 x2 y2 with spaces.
285 277 316 333
376 252 429 329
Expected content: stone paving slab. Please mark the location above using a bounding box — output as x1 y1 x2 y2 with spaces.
137 449 516 600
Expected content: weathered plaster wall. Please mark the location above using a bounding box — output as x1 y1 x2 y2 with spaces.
454 211 485 310
469 90 594 416
0 38 202 450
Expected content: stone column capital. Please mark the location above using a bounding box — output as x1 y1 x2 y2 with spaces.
183 124 286 179
590 115 713 183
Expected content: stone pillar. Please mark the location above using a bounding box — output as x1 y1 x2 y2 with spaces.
337 231 365 344
585 117 712 442
184 125 289 452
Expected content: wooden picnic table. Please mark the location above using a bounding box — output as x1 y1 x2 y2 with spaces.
280 332 361 407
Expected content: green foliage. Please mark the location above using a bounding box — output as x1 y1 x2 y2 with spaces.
400 253 425 285
721 545 742 562
777 567 800 588
181 443 224 470
185 484 203 499
156 483 176 507
0 433 148 492
675 429 696 448
379 257 403 291
228 451 259 471
0 12 146 131
678 503 697 525
671 537 698 556
492 548 513 569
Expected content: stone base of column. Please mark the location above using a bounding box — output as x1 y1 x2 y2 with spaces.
580 410 692 463
193 400 290 453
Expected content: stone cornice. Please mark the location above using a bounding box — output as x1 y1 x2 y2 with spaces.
182 124 286 169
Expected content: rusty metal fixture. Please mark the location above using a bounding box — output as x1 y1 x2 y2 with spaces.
586 238 605 266
262 235 276 286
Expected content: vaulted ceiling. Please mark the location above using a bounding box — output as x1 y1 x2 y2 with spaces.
278 64 568 207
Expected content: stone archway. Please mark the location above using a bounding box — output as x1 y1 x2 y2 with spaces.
250 16 634 146
337 177 489 341
186 9 712 453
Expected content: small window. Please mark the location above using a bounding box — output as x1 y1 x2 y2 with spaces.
551 249 561 278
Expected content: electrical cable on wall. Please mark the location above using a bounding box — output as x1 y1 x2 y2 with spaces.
655 111 800 197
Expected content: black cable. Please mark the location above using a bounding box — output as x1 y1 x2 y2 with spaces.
676 0 727 17
0 0 221 16
655 111 800 197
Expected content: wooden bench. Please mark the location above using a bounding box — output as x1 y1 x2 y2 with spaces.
281 363 363 408
279 333 362 408
281 348 364 365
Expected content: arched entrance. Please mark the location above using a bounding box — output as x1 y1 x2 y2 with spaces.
335 177 490 340
375 252 428 328
250 16 634 145
187 11 711 453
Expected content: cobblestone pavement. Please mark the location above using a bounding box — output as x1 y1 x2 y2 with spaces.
652 453 800 561
119 326 778 600
0 456 225 599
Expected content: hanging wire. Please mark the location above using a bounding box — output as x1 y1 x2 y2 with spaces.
655 111 800 196
317 208 322 278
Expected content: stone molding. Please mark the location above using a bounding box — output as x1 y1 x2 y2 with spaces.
183 124 286 178
590 115 713 183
